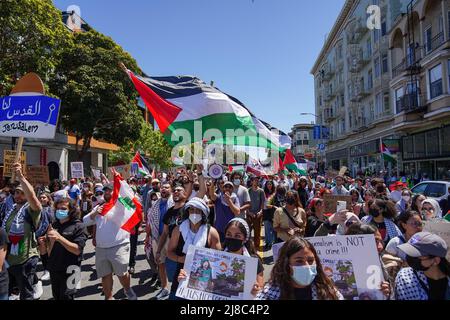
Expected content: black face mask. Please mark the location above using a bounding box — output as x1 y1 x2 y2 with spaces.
224 238 245 252
370 209 381 218
286 198 296 206
406 256 431 272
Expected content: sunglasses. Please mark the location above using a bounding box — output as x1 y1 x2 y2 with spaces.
407 221 424 228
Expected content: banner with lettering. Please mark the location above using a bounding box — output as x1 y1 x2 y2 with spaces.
0 95 61 139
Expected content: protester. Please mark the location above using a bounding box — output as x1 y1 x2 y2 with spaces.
0 227 8 300
330 176 349 195
230 171 251 218
66 179 81 205
263 180 276 251
386 211 423 261
46 197 87 300
83 177 137 300
37 192 54 282
256 237 343 300
314 211 360 236
395 189 412 216
296 176 311 209
145 182 174 300
2 163 43 300
247 176 265 252
360 189 376 219
395 232 450 300
349 189 363 217
411 194 426 213
168 197 221 300
422 199 444 221
389 182 404 203
361 199 402 245
273 191 306 242
304 198 326 237
350 177 366 196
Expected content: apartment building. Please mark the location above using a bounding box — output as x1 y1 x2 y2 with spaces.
312 0 450 180
290 124 319 162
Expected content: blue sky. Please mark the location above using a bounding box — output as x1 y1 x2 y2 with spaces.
54 0 345 133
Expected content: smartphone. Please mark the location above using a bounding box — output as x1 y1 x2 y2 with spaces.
337 201 347 212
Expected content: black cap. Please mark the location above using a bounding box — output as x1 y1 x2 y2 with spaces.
103 183 113 191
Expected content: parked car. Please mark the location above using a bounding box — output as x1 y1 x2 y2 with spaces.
411 181 450 203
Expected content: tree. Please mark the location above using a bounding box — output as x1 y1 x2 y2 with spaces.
50 30 143 159
0 0 71 95
109 122 173 170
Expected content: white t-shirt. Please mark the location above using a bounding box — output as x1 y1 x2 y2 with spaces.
83 205 130 249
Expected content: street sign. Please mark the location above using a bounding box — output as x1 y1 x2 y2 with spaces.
317 143 326 151
313 125 321 140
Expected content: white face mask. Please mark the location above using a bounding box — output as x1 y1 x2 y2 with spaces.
233 179 241 186
292 265 317 286
189 214 202 225
402 195 411 202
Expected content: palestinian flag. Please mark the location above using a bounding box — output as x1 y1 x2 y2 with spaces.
101 174 143 232
246 157 269 178
228 164 245 173
124 68 283 151
132 151 150 176
283 149 307 175
381 142 396 163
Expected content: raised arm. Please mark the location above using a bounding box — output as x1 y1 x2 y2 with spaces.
13 163 42 212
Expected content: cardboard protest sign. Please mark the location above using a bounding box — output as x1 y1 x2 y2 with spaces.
3 150 26 177
323 194 352 213
176 246 258 300
70 162 84 179
26 166 50 186
423 221 450 261
339 166 348 176
0 95 61 139
272 235 385 300
91 167 102 180
107 164 132 180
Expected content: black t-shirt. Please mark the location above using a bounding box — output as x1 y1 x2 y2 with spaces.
162 207 183 238
252 255 264 274
427 277 448 300
47 219 87 272
0 228 9 294
305 215 325 238
293 286 312 300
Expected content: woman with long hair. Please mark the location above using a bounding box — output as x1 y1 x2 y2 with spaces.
411 194 426 213
304 198 326 237
263 180 276 251
386 211 423 261
349 189 363 218
360 189 376 219
256 237 343 300
273 191 307 242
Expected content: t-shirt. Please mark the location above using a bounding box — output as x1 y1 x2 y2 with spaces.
428 277 448 300
293 286 312 300
214 195 240 235
159 200 169 236
374 221 387 242
4 206 41 266
68 185 81 201
0 228 8 295
234 185 250 213
162 206 183 238
47 219 87 272
248 188 265 215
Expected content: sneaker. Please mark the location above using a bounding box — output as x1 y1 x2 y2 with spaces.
129 267 135 275
125 288 137 300
154 288 169 300
33 280 43 300
41 270 50 281
9 294 20 301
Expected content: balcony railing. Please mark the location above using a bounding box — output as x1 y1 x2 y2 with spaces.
392 59 406 78
425 32 445 56
396 93 426 114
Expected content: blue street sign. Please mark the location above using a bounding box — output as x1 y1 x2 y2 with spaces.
321 126 330 140
317 143 326 151
313 125 321 140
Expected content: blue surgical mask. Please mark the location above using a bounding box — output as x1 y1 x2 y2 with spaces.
233 179 241 186
292 265 317 286
55 209 69 220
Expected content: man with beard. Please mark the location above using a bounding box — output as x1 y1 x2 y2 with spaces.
2 163 43 300
145 183 174 300
83 178 137 300
155 184 189 295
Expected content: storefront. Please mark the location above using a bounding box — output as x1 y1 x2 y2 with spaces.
326 148 348 170
401 125 450 181
349 139 381 176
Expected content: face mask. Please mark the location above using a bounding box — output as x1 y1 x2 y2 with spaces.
292 265 317 286
286 198 296 206
193 185 200 192
370 209 381 218
189 214 203 225
224 238 245 252
233 179 241 186
402 195 411 202
406 256 431 272
56 209 69 221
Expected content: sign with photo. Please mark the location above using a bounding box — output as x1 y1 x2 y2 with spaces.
176 246 258 300
323 194 352 214
423 221 450 261
91 167 102 180
272 235 385 300
107 164 132 180
70 162 84 179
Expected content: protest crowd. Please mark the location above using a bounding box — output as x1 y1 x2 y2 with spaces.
0 160 449 301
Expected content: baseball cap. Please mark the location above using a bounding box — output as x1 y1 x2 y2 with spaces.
103 183 113 191
398 232 448 258
151 179 160 184
70 178 77 184
15 185 24 192
95 187 104 194
223 181 234 188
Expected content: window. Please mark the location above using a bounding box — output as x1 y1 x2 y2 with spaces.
382 54 388 74
374 57 381 78
381 20 387 36
369 102 375 121
366 39 372 56
375 93 382 116
349 112 353 128
429 64 443 99
340 119 345 133
425 183 446 198
368 70 373 89
426 130 440 157
425 26 432 53
395 87 404 113
341 94 345 107
374 28 380 42
411 183 428 195
442 126 450 155
414 133 426 158
383 93 390 113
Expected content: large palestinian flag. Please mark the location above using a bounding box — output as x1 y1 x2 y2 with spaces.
101 174 143 232
132 151 150 176
125 68 289 151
